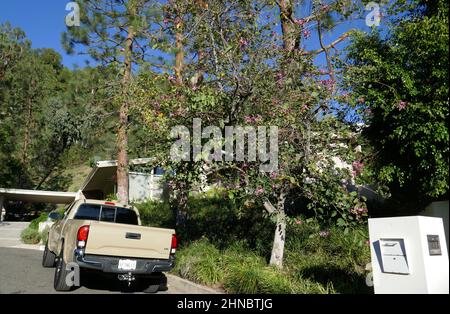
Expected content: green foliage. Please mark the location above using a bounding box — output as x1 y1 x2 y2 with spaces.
137 191 274 254
285 222 371 294
20 212 51 244
1 22 114 195
20 227 41 245
28 213 49 230
343 0 449 211
135 200 175 228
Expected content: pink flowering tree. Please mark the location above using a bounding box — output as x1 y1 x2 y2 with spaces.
132 0 369 267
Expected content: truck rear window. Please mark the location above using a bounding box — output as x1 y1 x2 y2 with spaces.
74 204 138 225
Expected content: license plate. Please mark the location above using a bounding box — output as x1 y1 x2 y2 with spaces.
118 259 137 271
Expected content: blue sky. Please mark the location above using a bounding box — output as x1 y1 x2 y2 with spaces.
0 1 90 68
0 1 373 70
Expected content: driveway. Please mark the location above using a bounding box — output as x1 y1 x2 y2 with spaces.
0 221 30 248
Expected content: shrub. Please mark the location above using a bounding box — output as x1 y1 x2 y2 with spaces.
179 191 275 253
136 200 175 228
28 213 49 230
20 227 41 244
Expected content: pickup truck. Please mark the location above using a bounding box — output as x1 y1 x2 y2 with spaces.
42 199 177 292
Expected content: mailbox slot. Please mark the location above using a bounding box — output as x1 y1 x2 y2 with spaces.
379 238 410 275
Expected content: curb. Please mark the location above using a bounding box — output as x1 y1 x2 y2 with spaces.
11 244 44 251
166 274 225 294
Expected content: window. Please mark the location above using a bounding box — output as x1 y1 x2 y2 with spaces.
74 204 101 220
115 207 138 225
73 203 138 225
100 206 115 223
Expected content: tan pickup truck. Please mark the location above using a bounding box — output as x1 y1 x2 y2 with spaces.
42 199 176 292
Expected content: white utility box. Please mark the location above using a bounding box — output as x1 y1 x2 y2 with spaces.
368 216 449 294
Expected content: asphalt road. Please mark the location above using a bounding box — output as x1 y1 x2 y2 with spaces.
0 222 187 294
0 247 188 294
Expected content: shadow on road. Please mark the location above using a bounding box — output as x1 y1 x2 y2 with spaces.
76 271 168 294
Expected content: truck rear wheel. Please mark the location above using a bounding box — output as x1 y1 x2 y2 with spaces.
42 242 56 267
142 273 167 293
54 246 72 291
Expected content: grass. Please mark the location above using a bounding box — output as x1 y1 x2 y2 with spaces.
171 237 357 294
20 227 41 244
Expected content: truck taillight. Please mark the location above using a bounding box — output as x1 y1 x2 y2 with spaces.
77 225 90 248
171 234 177 255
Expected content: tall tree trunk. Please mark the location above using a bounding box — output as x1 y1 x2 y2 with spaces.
21 97 32 164
117 15 135 204
173 2 190 226
176 182 189 226
21 79 35 164
174 15 184 85
269 191 287 268
277 0 299 52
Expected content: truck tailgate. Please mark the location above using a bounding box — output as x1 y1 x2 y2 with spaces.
85 221 174 259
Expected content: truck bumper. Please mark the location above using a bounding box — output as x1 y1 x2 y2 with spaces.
74 250 175 275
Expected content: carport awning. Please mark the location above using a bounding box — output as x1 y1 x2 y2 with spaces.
0 188 77 204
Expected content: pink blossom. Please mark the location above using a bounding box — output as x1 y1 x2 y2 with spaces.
318 68 328 74
350 207 368 216
244 114 263 123
320 78 335 92
163 18 169 24
255 187 265 196
303 30 311 39
398 100 408 110
301 104 309 111
270 172 278 179
168 75 176 82
272 98 281 105
319 231 330 238
322 4 330 12
295 219 302 225
295 18 305 26
239 38 249 47
352 161 364 176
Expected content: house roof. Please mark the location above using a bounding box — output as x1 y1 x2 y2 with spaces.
0 188 77 204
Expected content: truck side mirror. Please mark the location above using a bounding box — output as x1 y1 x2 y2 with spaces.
49 212 62 221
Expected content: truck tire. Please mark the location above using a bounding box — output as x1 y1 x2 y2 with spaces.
143 283 160 293
54 245 72 291
42 242 56 267
143 273 167 293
